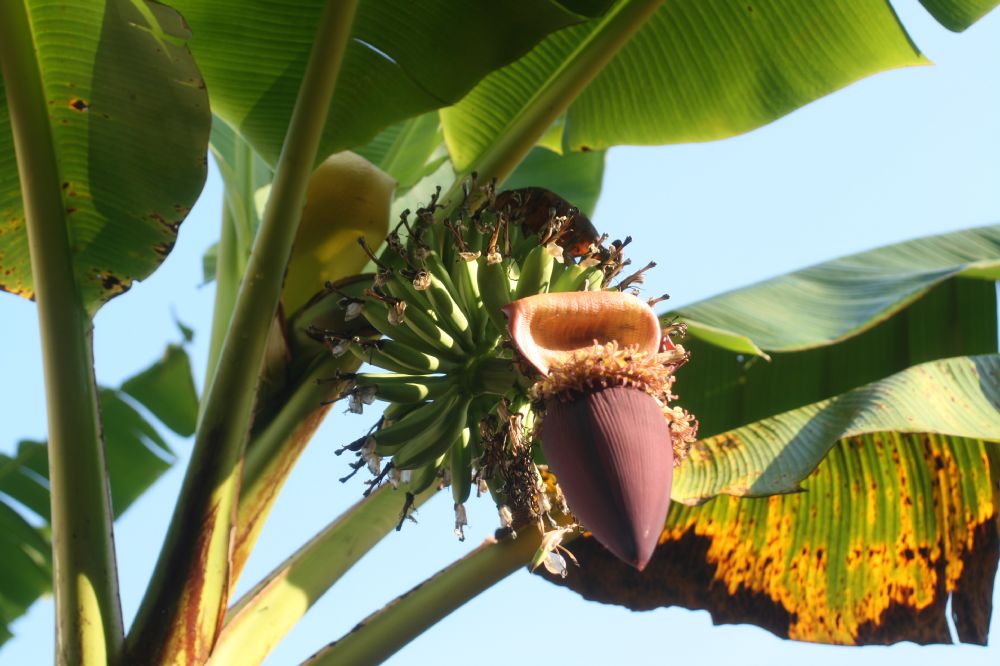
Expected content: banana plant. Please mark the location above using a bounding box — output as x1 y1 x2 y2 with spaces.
1 0 999 664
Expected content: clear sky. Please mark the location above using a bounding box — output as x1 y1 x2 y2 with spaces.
2 1 999 664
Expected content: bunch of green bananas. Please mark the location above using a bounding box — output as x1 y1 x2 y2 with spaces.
318 184 644 536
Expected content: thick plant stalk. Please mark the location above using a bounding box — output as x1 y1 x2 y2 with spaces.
209 484 437 665
302 529 547 665
125 1 360 661
0 3 124 664
471 0 665 184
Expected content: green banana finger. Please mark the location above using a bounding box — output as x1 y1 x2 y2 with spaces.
450 427 473 506
423 273 475 351
392 395 472 470
351 340 453 374
407 455 446 494
354 372 453 403
365 288 462 359
550 262 586 292
584 266 605 291
450 255 486 338
372 392 458 455
383 401 424 425
477 257 513 336
361 298 445 359
386 270 435 314
514 243 555 299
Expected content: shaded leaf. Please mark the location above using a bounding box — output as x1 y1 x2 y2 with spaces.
442 1 925 171
173 0 606 165
919 0 999 31
202 242 218 284
0 382 178 644
0 502 52 646
120 345 199 437
98 389 175 515
671 224 1000 353
550 433 999 646
0 0 210 312
0 441 50 522
677 278 998 440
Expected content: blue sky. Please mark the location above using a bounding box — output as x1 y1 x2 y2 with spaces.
2 1 1000 663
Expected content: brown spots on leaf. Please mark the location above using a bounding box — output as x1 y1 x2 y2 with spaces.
149 211 181 234
154 241 175 257
96 272 131 297
69 98 89 112
548 434 999 646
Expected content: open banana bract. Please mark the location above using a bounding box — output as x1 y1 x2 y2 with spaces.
316 184 697 568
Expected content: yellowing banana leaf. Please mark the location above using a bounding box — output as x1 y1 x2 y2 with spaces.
544 222 1000 646
171 0 611 166
442 0 940 171
0 0 210 312
550 432 999 646
0 345 199 646
674 354 1000 501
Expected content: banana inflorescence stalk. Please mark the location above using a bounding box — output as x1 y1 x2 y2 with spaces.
314 182 695 565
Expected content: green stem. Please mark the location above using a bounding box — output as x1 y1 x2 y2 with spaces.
469 0 664 185
229 354 357 582
126 1 360 661
204 200 241 394
0 2 124 664
209 484 437 666
303 529 545 665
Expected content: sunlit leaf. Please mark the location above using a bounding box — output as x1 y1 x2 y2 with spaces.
0 0 210 312
172 0 609 166
672 224 1000 353
442 1 925 171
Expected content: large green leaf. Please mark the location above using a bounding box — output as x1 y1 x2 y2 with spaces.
354 112 447 192
673 354 1000 501
673 224 1000 353
0 345 198 645
550 433 999 646
171 0 611 166
442 0 928 170
545 225 1000 647
669 226 1000 440
0 0 210 312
